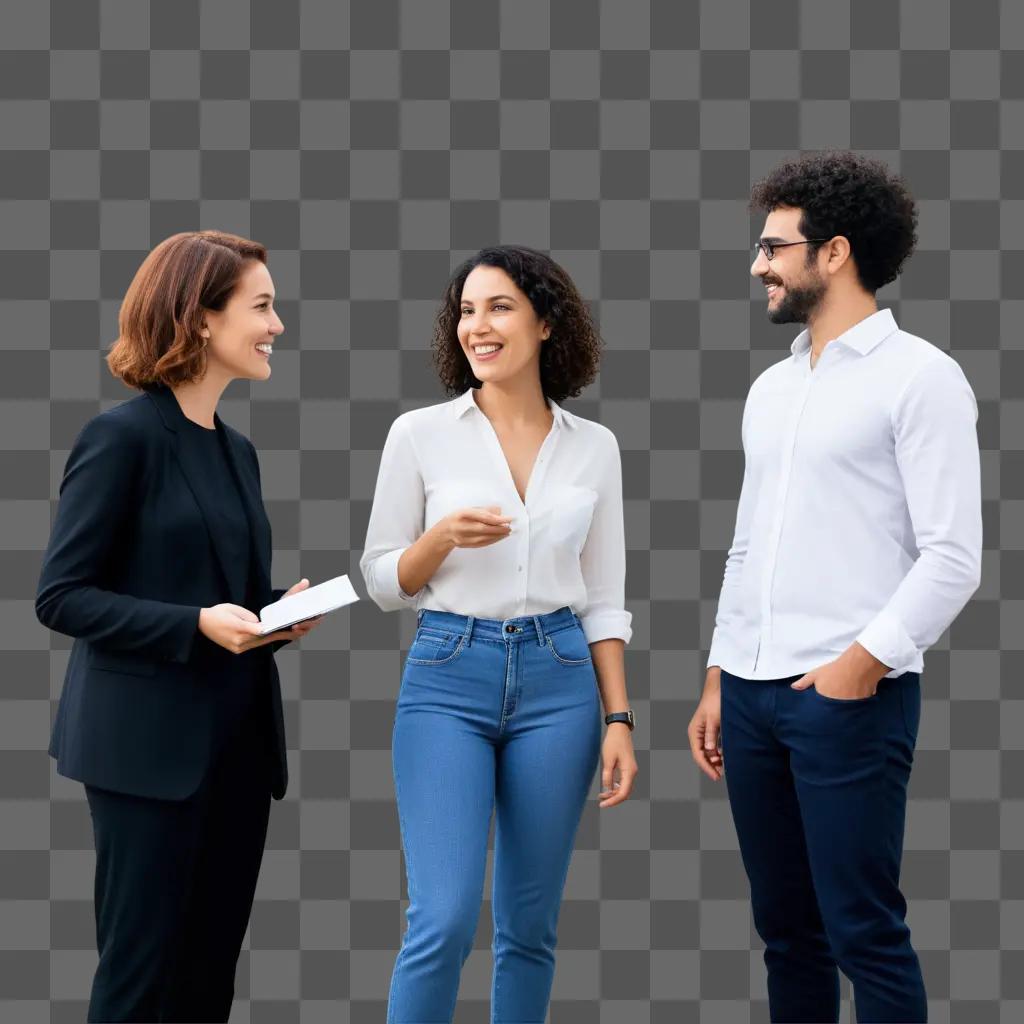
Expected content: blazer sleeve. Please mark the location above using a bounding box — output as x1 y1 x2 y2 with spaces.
35 412 201 662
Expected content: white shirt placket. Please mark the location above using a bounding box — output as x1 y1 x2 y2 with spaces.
757 349 830 671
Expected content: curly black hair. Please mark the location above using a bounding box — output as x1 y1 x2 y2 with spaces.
749 150 919 294
432 245 602 403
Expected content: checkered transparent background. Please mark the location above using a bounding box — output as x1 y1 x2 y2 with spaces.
1 0 1022 1020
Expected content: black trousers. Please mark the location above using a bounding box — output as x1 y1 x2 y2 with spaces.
84 697 273 1023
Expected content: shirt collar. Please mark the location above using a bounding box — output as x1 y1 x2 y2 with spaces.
789 307 898 359
451 387 577 430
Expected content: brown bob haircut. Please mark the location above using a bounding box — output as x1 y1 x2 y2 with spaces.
107 230 267 389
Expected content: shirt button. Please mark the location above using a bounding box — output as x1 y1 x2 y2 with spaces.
517 565 523 571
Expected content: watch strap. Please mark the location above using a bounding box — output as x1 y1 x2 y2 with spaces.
604 710 635 731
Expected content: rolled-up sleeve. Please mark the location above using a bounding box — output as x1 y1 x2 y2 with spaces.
358 415 424 612
855 357 983 672
578 429 633 644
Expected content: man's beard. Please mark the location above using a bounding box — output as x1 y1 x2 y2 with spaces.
766 275 827 325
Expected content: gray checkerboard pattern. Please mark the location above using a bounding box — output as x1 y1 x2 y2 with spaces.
1 0 1020 1020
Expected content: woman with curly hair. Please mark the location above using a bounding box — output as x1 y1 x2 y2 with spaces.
360 245 637 1023
690 150 981 1022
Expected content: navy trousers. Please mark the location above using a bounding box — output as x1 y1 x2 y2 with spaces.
720 669 928 1023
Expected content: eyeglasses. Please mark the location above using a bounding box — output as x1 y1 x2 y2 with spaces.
752 239 831 262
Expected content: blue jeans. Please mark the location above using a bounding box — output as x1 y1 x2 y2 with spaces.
720 669 927 1023
388 606 602 1024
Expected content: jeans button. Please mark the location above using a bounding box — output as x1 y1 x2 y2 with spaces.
505 624 514 633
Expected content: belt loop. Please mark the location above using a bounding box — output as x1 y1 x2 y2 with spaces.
463 615 474 648
417 609 424 625
533 614 545 647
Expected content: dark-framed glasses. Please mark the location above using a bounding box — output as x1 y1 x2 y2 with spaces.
752 238 831 261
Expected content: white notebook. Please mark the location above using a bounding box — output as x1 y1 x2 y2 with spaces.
257 574 360 635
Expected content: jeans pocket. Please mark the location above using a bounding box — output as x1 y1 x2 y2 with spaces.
544 626 593 666
405 628 466 666
810 686 877 705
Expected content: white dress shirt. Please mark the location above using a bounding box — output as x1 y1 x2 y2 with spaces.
708 307 982 680
359 387 633 644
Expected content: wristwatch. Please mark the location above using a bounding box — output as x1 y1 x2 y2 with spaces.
604 709 635 731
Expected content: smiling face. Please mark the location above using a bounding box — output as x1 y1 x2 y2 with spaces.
751 206 829 325
202 259 283 382
456 265 551 385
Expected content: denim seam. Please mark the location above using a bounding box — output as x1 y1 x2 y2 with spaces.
388 733 413 1022
544 635 592 667
414 633 448 645
406 635 466 666
498 641 515 733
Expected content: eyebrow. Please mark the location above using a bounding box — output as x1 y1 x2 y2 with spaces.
253 293 274 301
461 294 517 304
759 237 786 244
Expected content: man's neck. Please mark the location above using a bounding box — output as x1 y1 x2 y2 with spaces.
807 294 879 364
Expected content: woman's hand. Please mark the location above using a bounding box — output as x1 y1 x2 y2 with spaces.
598 724 638 808
441 506 514 548
198 579 325 654
396 509 514 597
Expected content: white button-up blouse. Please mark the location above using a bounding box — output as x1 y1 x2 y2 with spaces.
359 387 633 644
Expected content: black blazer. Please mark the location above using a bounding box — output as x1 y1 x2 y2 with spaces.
36 384 289 802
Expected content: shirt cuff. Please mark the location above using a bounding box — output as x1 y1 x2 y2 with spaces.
855 611 918 675
579 607 632 645
369 547 421 611
706 626 723 670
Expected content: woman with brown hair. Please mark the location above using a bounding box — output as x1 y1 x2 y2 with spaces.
35 230 322 1022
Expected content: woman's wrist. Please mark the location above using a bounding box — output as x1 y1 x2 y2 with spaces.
603 708 635 732
427 519 457 555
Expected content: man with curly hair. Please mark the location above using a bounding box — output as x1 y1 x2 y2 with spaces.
688 151 982 1022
